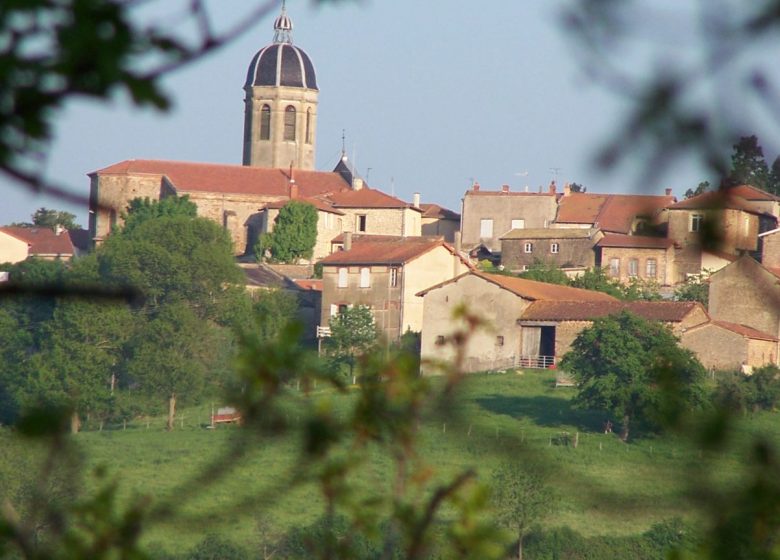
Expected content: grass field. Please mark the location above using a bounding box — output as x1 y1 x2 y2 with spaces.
3 369 778 553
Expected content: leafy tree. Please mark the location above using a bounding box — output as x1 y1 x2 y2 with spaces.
256 201 318 263
325 305 379 384
120 195 197 234
98 213 242 313
10 208 81 230
684 181 711 199
252 289 300 342
727 135 769 189
569 267 624 298
569 182 586 193
518 261 569 285
491 464 554 560
621 277 662 301
674 274 709 307
560 311 707 442
125 302 216 430
768 156 780 196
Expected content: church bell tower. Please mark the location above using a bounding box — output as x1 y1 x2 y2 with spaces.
242 2 318 169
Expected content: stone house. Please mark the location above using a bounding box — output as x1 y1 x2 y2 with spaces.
89 160 351 254
0 226 76 264
319 236 471 342
417 272 617 374
680 320 778 372
324 187 422 238
664 190 762 281
419 203 460 242
460 183 559 253
708 255 780 339
595 234 676 286
518 300 709 363
500 228 601 272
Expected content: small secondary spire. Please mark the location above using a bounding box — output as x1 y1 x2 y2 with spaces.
273 0 293 44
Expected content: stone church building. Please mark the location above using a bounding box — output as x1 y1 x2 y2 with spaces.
88 5 433 259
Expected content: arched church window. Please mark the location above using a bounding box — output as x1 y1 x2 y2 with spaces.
305 108 312 144
284 106 296 141
260 105 271 140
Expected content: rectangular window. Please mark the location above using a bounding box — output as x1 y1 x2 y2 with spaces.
646 258 657 278
329 304 338 317
550 242 559 254
609 257 620 277
359 267 370 288
511 219 525 230
480 218 494 238
338 267 348 288
390 267 399 287
524 242 533 253
357 214 367 232
690 213 704 232
435 335 446 346
628 258 639 277
496 335 505 347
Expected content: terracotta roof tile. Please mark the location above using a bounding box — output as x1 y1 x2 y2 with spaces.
472 272 618 302
92 159 350 198
556 193 674 233
320 237 462 266
325 187 420 210
293 279 323 291
419 203 460 220
667 190 761 213
727 184 780 202
521 300 703 322
597 234 673 249
712 320 778 341
0 227 75 257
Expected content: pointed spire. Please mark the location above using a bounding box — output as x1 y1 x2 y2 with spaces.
273 0 293 44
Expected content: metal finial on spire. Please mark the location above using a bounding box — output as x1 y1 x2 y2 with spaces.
273 0 293 44
341 129 346 158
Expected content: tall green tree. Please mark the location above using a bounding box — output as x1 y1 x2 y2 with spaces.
560 311 707 442
727 135 769 189
325 305 379 384
10 208 81 230
518 261 569 285
768 156 780 196
257 201 318 263
120 196 197 234
491 464 554 560
684 181 711 199
125 303 216 430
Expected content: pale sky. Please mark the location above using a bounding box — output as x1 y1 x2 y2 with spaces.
2 0 776 227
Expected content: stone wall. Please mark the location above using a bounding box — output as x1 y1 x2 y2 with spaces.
89 173 168 241
763 231 780 268
599 246 674 286
681 323 747 371
709 257 780 338
502 237 595 271
461 192 558 251
338 207 421 237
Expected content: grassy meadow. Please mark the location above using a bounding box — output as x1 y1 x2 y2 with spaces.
2 369 777 553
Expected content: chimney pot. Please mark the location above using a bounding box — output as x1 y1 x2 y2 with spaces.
473 182 480 192
289 182 299 199
413 192 420 208
548 180 557 194
501 184 510 193
665 188 673 196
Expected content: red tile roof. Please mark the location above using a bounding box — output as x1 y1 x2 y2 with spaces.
419 203 460 220
92 159 350 198
556 193 675 233
712 320 778 342
666 190 761 213
597 234 673 249
325 187 420 210
320 237 463 266
293 279 323 291
477 273 618 302
727 184 780 202
520 300 704 322
0 227 75 257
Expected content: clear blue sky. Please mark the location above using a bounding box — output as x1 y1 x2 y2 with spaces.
2 0 770 227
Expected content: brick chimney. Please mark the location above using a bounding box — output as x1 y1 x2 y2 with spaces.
352 177 364 191
548 180 557 194
563 183 571 196
665 188 673 196
289 182 299 200
501 184 510 193
412 192 420 208
344 231 352 251
472 182 480 192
